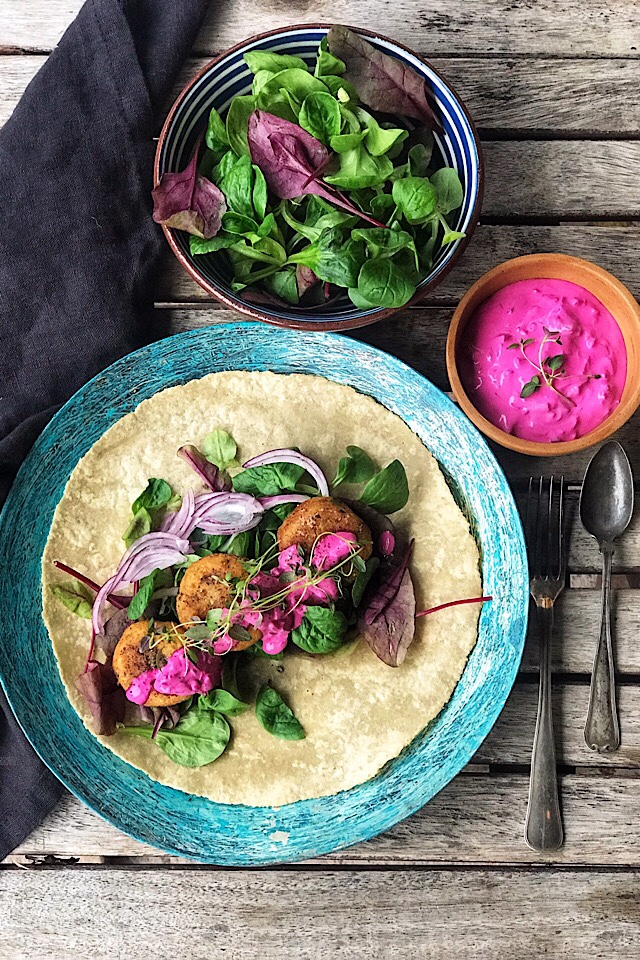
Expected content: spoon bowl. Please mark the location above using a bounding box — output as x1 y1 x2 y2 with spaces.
580 441 634 543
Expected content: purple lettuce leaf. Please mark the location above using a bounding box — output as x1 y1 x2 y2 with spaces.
75 659 125 736
247 111 385 227
360 567 416 666
178 444 232 492
98 607 134 658
152 153 227 239
296 264 319 297
327 26 443 132
138 704 181 730
362 538 414 625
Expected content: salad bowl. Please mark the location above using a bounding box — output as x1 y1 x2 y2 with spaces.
155 25 484 330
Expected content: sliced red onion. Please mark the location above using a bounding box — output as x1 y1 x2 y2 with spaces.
242 448 328 497
259 494 309 510
90 532 190 640
160 488 195 538
192 492 264 535
178 444 231 492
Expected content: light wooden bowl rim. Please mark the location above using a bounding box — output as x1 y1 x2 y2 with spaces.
446 253 640 457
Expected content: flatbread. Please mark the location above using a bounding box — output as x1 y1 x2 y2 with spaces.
42 372 481 806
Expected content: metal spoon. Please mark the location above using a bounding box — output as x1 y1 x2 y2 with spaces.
580 441 634 753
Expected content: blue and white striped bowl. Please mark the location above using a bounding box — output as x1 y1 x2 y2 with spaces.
155 25 484 330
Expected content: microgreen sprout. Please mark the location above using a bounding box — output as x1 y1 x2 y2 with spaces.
507 326 601 405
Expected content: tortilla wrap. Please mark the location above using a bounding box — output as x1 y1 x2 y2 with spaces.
42 371 481 806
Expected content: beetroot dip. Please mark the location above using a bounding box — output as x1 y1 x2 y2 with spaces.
458 278 627 443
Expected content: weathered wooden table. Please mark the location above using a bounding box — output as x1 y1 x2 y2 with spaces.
3 2 640 956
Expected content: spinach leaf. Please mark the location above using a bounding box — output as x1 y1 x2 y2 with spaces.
205 106 229 153
49 581 93 619
360 459 409 514
299 92 341 145
392 176 437 224
200 688 249 717
221 212 259 236
264 266 300 304
255 684 305 740
431 167 464 214
215 149 238 182
257 69 329 111
253 165 268 221
329 130 367 153
220 154 256 220
219 530 254 558
252 69 276 97
324 144 393 190
408 141 433 176
132 478 174 514
351 227 415 261
127 571 156 621
201 428 238 469
226 95 256 156
244 50 308 75
352 557 380 607
370 192 396 221
190 233 237 255
356 258 415 308
356 109 408 157
332 445 376 487
122 701 230 767
291 606 348 654
288 227 364 288
441 227 466 245
233 461 305 497
321 75 358 102
314 37 346 78
347 286 379 310
123 506 152 548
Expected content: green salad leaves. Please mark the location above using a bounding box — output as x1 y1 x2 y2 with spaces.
153 27 465 310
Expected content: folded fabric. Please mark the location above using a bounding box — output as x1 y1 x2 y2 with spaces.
0 0 211 860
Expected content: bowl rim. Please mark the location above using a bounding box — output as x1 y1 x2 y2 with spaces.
446 253 640 456
154 22 485 332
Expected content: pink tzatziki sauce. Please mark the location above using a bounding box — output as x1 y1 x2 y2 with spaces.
458 278 627 443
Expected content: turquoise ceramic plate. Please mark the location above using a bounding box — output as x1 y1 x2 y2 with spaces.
0 324 527 864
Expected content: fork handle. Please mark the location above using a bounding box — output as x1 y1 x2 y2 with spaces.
584 546 620 752
525 603 563 851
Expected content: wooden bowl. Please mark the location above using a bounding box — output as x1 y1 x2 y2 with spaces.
446 254 640 457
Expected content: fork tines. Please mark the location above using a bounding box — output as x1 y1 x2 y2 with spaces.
525 476 566 584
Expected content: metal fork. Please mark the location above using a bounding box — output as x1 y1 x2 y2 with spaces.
524 476 565 851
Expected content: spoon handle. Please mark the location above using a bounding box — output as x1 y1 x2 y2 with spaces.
584 547 620 752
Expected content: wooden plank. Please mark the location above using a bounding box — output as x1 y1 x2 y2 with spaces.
4 56 640 135
156 224 640 306
3 0 640 57
9 773 640 864
483 142 640 218
478 682 640 767
523 590 640 674
2 867 640 959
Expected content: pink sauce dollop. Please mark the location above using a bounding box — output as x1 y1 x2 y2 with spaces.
458 278 627 442
125 649 222 704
